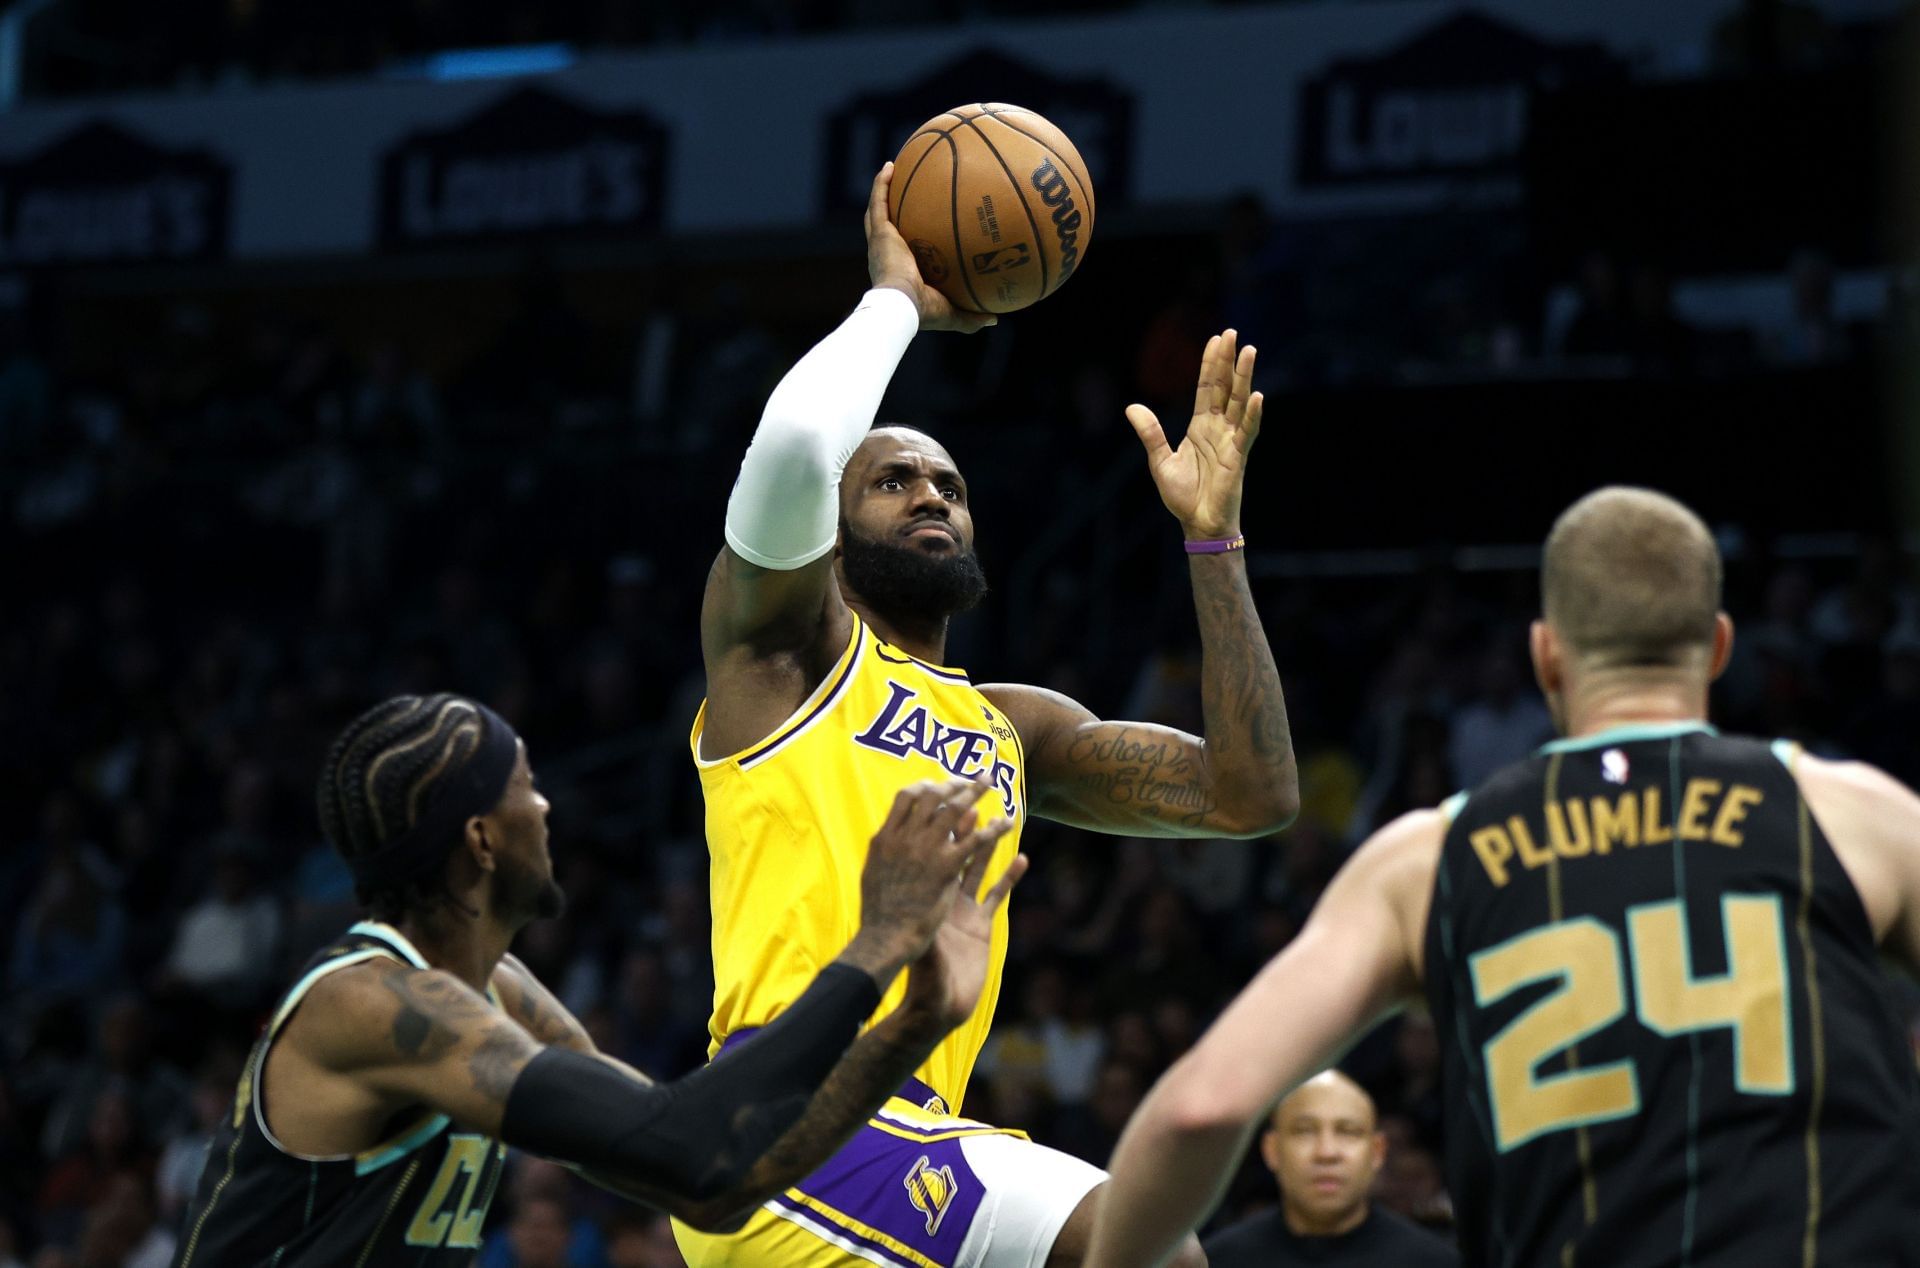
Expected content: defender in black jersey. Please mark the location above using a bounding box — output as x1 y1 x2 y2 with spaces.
175 921 515 1267
1087 488 1920 1268
173 693 1024 1267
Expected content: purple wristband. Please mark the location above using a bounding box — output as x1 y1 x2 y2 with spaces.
1183 534 1246 555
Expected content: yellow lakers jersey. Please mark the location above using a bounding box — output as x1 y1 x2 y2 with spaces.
692 615 1026 1109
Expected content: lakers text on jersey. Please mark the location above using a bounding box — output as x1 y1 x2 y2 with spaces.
691 615 1026 1107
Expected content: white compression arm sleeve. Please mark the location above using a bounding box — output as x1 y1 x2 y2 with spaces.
723 287 920 570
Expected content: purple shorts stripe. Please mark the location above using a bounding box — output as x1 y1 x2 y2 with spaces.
775 1119 988 1266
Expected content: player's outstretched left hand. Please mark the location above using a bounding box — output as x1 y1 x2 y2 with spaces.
906 838 1027 1030
1126 329 1264 541
858 777 1012 974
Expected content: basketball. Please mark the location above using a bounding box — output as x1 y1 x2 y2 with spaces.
887 102 1096 315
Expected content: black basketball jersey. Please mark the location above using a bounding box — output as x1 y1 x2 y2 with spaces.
1422 723 1920 1268
172 921 508 1267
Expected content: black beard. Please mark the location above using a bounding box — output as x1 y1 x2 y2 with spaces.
497 850 566 923
839 520 988 620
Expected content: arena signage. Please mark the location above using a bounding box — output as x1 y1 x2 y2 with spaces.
0 122 230 266
1295 11 1622 187
822 48 1132 217
378 86 669 246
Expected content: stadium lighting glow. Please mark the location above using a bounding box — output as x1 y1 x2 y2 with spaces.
390 43 577 82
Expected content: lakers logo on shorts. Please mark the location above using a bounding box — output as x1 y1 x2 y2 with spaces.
903 1154 960 1236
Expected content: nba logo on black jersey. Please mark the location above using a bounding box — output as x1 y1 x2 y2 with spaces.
1602 748 1629 784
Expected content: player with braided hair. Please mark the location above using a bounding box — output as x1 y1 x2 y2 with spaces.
173 693 1026 1268
315 693 568 927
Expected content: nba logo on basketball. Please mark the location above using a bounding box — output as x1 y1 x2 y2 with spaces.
904 1155 959 1236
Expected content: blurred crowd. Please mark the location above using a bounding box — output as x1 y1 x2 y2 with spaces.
2 234 1917 1267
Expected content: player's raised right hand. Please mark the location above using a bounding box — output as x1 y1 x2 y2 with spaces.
848 777 1012 992
866 163 997 335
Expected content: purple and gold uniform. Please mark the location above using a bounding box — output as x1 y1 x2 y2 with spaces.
678 618 1098 1267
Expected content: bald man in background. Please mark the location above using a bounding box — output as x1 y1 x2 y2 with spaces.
1204 1071 1457 1267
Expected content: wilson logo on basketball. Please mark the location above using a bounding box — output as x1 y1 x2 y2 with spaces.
1028 159 1082 279
971 242 1031 275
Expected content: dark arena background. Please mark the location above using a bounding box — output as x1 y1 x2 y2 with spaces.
2 1 1918 1264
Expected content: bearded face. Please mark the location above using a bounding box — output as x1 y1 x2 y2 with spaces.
836 429 989 623
838 517 988 620
495 846 566 924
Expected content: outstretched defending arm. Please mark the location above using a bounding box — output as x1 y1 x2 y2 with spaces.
312 781 1019 1234
1084 809 1441 1268
985 332 1298 839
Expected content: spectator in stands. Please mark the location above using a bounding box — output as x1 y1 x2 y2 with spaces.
605 1209 688 1268
608 947 707 1080
37 998 187 1166
1446 647 1555 788
1052 1057 1148 1167
1372 1113 1454 1231
501 1197 581 1268
72 1175 171 1268
36 1089 149 1251
1202 1071 1457 1267
153 1068 236 1223
9 832 125 1022
481 1160 607 1268
161 850 280 1008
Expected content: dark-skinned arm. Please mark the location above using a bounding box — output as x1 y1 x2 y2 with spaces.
310 952 905 1233
702 164 992 756
982 331 1298 840
358 780 1019 1233
488 952 948 1229
567 988 952 1231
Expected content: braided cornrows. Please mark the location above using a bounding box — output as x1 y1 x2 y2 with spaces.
316 693 486 921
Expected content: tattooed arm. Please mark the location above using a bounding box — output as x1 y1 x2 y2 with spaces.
533 782 1028 1229
307 959 546 1137
490 950 930 1226
311 956 902 1232
317 779 1022 1232
568 1003 950 1229
982 329 1297 840
492 953 595 1053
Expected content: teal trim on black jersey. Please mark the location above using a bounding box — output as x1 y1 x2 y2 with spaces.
347 921 431 968
354 1114 452 1176
1539 722 1718 755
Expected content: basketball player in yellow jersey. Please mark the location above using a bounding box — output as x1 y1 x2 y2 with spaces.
676 163 1301 1268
